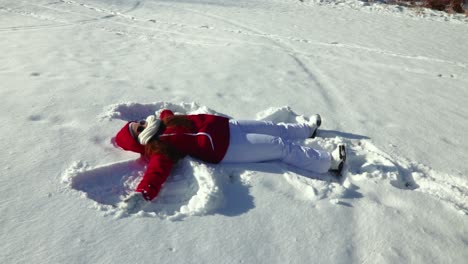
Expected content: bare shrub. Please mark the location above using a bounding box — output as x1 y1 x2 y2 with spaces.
424 0 464 13
384 0 466 13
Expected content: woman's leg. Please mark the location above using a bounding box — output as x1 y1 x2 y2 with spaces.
222 124 331 173
231 119 313 140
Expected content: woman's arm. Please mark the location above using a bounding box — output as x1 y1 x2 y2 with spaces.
135 153 175 200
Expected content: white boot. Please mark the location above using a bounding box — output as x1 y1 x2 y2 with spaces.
309 114 322 138
330 145 346 173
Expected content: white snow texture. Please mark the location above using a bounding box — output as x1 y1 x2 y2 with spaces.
1 0 467 264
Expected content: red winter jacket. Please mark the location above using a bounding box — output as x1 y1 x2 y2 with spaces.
115 109 230 200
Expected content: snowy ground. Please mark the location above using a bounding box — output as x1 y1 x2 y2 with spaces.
1 0 467 263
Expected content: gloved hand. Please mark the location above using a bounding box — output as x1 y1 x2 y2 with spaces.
119 192 148 213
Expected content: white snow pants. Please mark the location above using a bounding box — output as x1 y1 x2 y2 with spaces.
221 120 331 173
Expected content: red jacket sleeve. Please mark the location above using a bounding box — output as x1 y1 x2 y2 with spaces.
135 153 174 201
159 109 174 120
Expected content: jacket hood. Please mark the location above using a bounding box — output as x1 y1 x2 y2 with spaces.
115 122 145 154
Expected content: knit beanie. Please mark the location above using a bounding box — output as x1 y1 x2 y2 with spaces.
138 115 162 145
115 122 145 154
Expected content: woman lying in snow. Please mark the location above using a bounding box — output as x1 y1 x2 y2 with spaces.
115 109 346 212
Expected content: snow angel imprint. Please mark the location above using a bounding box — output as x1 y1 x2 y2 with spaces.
114 109 346 212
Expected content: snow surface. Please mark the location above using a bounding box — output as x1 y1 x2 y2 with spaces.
1 0 467 263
